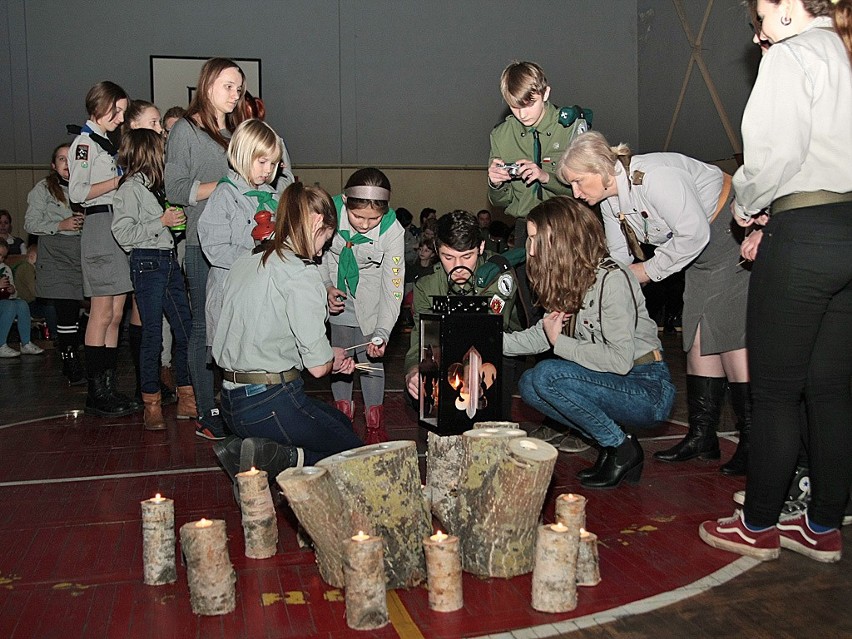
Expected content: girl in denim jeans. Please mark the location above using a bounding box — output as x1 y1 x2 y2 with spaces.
503 197 675 489
112 129 194 431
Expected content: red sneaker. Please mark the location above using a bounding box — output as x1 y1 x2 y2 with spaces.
776 513 842 563
699 510 780 561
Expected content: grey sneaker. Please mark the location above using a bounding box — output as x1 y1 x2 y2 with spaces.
526 424 565 443
20 342 44 355
0 344 20 358
556 434 591 453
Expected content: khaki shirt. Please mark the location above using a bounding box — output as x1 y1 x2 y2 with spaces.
503 260 661 375
68 120 118 207
25 179 78 237
111 175 174 251
213 249 333 374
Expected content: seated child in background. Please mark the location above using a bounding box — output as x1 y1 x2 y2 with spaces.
13 244 58 339
0 243 44 357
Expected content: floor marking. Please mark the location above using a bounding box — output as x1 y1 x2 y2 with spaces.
387 590 425 639
0 466 220 488
498 556 760 638
0 411 84 429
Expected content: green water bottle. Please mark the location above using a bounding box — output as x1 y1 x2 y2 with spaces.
166 201 186 231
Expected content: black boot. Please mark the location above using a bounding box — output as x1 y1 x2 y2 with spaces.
60 346 86 386
104 368 142 413
85 372 136 417
581 434 644 489
654 376 725 462
720 382 751 475
213 435 243 482
576 446 611 479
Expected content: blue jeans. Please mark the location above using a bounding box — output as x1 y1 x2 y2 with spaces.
183 245 215 415
0 298 32 344
130 249 191 394
221 377 364 465
518 359 676 447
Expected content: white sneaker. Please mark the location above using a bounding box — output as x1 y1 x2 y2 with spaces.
0 344 20 358
20 342 44 355
733 490 745 505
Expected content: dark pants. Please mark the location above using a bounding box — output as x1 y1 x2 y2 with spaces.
221 377 364 465
184 245 216 414
744 205 852 529
130 249 191 394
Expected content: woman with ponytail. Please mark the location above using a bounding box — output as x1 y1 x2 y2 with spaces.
700 0 852 563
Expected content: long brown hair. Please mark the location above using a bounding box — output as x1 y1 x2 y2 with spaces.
118 129 165 192
261 183 337 265
46 144 69 205
85 81 129 121
526 197 608 314
184 58 247 149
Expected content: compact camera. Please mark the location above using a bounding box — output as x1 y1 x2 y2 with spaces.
500 163 521 177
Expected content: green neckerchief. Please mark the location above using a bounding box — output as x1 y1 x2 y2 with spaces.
333 194 397 297
218 176 278 213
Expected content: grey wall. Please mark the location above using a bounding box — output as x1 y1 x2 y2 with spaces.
2 0 638 166
2 1 761 167
637 0 762 159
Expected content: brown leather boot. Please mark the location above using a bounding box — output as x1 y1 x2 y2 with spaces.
176 385 197 420
364 405 389 445
142 392 166 431
160 365 176 392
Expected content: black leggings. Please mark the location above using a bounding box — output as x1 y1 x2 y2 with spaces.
743 205 852 528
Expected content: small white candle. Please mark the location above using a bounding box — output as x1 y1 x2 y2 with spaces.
195 518 213 529
352 530 371 542
429 530 449 543
550 522 568 533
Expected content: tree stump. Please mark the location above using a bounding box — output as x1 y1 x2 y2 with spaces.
430 425 524 534
343 533 389 630
317 441 430 589
531 523 578 612
179 519 236 615
140 495 176 586
236 468 278 559
577 529 602 586
276 466 347 588
459 436 558 577
555 493 587 532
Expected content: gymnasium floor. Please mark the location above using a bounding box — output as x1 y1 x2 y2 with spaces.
0 330 849 638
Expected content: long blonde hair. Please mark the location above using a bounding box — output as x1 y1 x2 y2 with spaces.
526 197 608 314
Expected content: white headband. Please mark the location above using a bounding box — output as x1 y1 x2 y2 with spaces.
344 185 390 201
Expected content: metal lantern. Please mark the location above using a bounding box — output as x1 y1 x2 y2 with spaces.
418 291 503 436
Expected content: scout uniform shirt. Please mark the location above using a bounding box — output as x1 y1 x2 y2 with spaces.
404 252 519 372
68 120 119 208
488 102 586 218
318 195 405 344
601 153 722 283
111 175 175 251
503 259 661 375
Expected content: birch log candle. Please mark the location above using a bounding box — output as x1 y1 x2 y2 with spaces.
343 532 388 630
141 493 176 585
236 467 278 559
423 531 463 612
179 518 236 615
555 492 587 532
576 528 602 586
531 523 578 612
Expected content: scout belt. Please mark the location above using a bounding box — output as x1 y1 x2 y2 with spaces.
223 369 300 385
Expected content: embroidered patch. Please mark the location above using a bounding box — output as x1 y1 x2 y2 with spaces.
392 278 401 288
81 162 89 168
489 295 505 315
392 268 401 275
392 256 401 264
543 157 552 163
393 292 402 300
497 273 514 297
75 145 89 161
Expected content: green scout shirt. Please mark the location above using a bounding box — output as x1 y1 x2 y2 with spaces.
488 102 580 219
404 252 520 372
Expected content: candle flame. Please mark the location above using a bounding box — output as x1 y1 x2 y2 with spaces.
352 530 371 542
196 518 213 528
430 530 449 542
580 527 589 537
550 522 568 533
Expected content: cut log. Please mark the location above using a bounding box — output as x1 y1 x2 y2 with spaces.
429 426 524 534
140 496 176 586
531 523 579 612
317 441 430 589
343 534 389 630
459 436 558 577
236 468 278 559
577 530 602 586
555 493 587 533
179 519 236 615
423 533 463 612
276 466 347 588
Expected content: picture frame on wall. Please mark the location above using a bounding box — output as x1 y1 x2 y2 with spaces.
150 55 262 109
